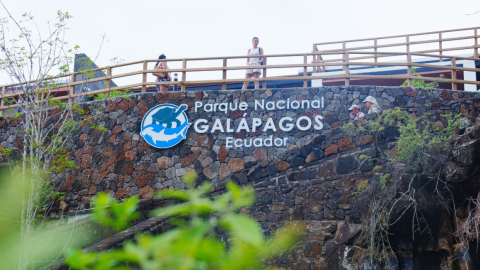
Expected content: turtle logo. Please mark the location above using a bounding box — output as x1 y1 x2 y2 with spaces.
141 104 190 149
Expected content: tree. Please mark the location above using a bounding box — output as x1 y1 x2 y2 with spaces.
0 4 106 269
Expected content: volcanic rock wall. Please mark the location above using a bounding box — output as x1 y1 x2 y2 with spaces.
1 86 480 269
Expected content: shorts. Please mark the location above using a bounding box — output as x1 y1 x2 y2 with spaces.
246 62 262 75
156 77 171 91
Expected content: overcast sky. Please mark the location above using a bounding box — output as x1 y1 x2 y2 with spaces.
1 0 479 85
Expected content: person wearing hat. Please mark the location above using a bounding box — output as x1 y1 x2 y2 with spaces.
363 96 381 114
348 104 365 120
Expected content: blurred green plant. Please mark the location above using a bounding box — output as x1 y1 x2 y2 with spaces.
0 166 94 269
66 171 303 270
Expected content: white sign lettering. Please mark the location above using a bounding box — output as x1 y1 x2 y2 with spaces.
193 97 325 148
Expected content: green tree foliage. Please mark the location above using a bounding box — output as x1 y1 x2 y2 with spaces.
66 171 303 270
90 89 134 101
342 107 459 171
400 67 444 88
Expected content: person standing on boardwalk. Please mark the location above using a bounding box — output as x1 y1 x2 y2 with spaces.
242 37 264 90
153 54 171 92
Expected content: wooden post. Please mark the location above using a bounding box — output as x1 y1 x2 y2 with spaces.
321 55 325 72
142 61 147 93
345 52 350 86
262 56 267 89
222 58 227 90
439 32 443 62
313 45 318 73
0 86 6 116
181 59 186 92
406 35 413 87
70 72 76 104
407 52 413 87
475 28 478 59
106 67 112 97
451 57 457 90
374 38 378 68
342 41 346 71
313 45 320 73
303 54 308 87
406 35 410 55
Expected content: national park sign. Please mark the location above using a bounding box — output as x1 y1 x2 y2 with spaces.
141 97 325 149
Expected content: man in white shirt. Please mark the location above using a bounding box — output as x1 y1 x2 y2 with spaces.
348 104 365 120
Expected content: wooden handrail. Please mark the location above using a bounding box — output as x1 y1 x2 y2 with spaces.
0 51 477 88
311 46 480 67
0 58 477 100
313 26 479 75
3 73 480 110
315 35 478 54
0 49 478 90
312 47 480 63
313 26 479 46
1 58 480 90
1 54 478 88
312 27 479 74
1 35 480 113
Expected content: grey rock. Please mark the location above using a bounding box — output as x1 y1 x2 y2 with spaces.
166 167 176 179
176 168 186 176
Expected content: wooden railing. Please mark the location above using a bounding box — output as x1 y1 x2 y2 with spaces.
0 45 479 115
312 26 479 72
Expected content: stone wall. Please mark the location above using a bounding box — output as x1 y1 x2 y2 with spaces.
1 86 480 269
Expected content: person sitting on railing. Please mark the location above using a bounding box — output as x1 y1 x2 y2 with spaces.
363 96 381 114
348 104 365 120
242 37 264 90
153 54 171 92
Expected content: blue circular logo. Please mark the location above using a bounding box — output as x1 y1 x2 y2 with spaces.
140 104 190 149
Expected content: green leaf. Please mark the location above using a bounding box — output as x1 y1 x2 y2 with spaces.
263 222 304 256
182 170 197 188
225 182 256 210
157 189 190 201
152 203 194 217
220 213 265 246
152 198 216 217
91 193 139 231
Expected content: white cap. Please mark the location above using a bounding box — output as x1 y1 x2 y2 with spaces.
348 105 360 110
363 96 376 103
